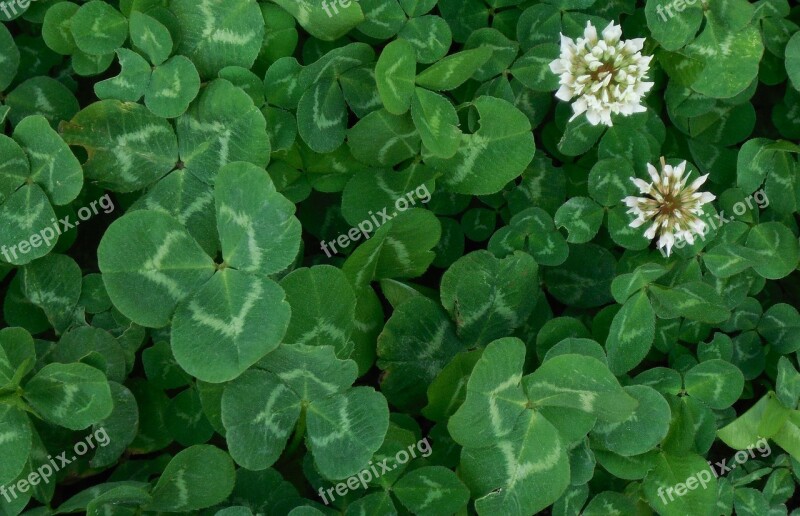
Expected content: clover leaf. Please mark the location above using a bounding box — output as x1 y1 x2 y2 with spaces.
4 1 800 513
100 162 300 382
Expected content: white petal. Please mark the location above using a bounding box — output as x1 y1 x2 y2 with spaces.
626 38 646 52
647 163 660 183
689 173 709 191
698 192 716 204
602 22 622 43
584 22 598 43
659 232 675 256
572 97 588 116
690 219 706 234
556 84 574 101
632 178 651 194
623 195 642 207
585 108 602 126
549 60 565 74
618 102 636 115
638 81 655 94
644 222 658 240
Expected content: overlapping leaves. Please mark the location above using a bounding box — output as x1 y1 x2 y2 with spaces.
99 162 300 382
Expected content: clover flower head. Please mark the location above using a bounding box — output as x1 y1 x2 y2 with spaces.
623 158 716 257
549 21 654 127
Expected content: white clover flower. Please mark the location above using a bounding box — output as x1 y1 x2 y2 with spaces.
549 21 654 127
623 158 716 257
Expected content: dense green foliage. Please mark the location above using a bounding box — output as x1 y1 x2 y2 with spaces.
2 0 800 515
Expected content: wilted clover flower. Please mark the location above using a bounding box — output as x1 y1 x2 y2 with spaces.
549 21 654 127
623 158 716 257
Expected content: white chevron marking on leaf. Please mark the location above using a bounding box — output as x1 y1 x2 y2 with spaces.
141 230 189 299
188 279 263 338
187 119 231 167
691 371 724 400
500 437 562 488
178 191 213 224
26 289 71 308
492 290 520 326
295 0 312 24
173 468 189 508
353 241 382 287
176 408 203 426
27 149 56 184
311 56 362 84
488 374 522 435
385 236 410 267
353 315 379 333
210 29 257 45
6 200 45 230
0 430 19 445
384 59 406 97
377 129 417 163
419 320 451 377
527 381 597 412
419 476 444 508
278 369 340 397
460 298 492 327
139 27 159 47
274 74 299 98
312 85 343 129
111 76 134 89
219 204 262 270
114 125 173 183
34 87 54 112
419 475 444 509
199 0 216 39
311 397 352 447
374 174 400 198
292 317 349 346
55 383 80 417
448 133 488 184
157 69 182 99
0 157 27 172
253 384 291 434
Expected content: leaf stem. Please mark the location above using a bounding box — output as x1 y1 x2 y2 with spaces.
285 406 307 457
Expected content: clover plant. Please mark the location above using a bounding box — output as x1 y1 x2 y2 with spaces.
1 0 800 515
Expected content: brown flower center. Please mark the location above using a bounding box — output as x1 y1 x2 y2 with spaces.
659 193 680 216
590 62 616 81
